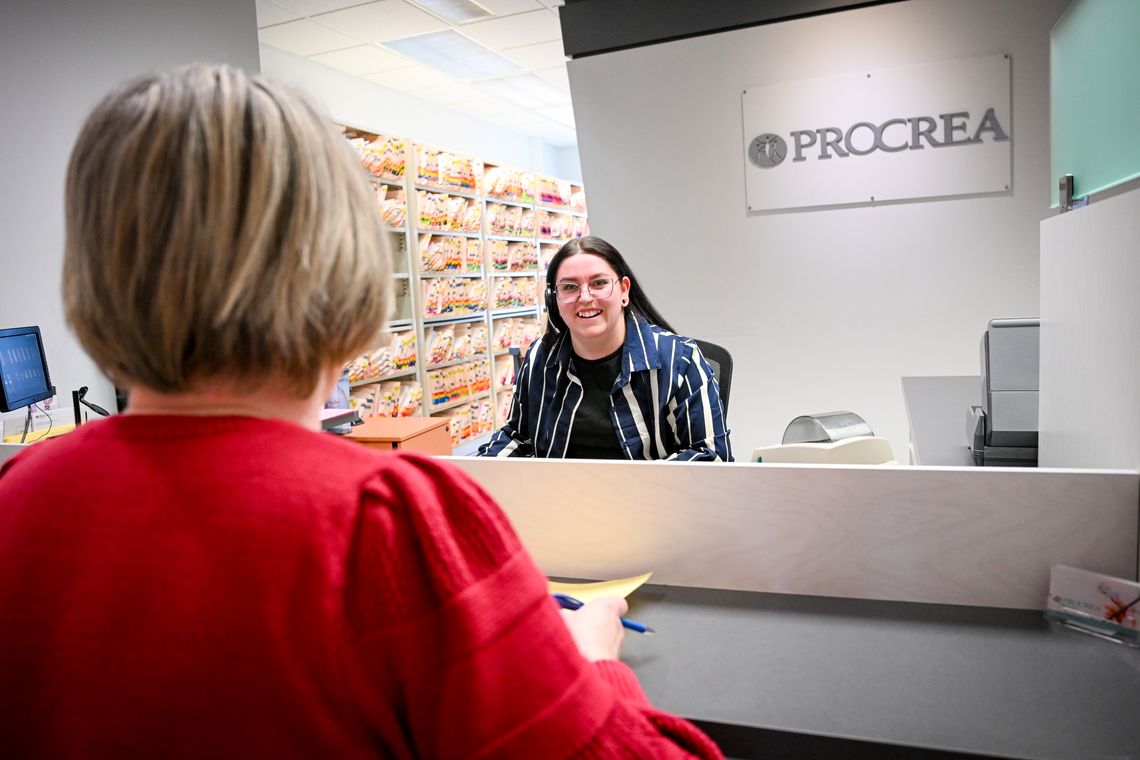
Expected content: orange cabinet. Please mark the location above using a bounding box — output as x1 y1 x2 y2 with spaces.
345 416 451 456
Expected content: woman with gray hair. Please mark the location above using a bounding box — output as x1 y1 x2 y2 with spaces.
0 65 721 758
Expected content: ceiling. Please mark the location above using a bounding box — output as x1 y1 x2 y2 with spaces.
256 0 577 147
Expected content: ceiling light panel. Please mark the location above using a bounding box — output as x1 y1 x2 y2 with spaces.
384 29 522 79
412 0 493 24
314 0 447 42
474 73 567 108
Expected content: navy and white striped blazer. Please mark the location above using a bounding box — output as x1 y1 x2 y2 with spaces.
478 314 733 461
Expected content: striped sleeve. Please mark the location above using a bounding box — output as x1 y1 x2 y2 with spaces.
478 343 539 457
663 342 733 462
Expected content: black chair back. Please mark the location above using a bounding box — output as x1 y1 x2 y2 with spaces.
692 339 733 416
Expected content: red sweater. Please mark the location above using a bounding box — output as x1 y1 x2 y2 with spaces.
0 415 721 759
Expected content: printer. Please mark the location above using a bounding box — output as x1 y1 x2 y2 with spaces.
966 318 1039 466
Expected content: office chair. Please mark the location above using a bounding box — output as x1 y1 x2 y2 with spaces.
692 339 733 415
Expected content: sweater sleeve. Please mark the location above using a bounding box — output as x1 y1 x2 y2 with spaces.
338 453 722 760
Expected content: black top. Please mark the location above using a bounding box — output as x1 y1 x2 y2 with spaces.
565 347 624 459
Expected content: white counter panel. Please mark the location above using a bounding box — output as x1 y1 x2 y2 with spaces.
447 458 1138 609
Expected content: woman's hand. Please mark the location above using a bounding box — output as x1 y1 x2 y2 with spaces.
561 596 628 662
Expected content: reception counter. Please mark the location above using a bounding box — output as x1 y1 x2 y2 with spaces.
621 583 1140 759
448 458 1140 758
448 458 1138 609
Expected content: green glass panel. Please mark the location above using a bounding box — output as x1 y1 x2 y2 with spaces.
1050 0 1140 207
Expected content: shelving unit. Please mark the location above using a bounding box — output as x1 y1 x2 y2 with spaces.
341 126 423 422
339 126 588 452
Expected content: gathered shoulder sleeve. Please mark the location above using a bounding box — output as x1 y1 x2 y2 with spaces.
339 453 722 759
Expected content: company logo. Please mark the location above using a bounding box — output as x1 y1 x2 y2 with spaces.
748 134 787 168
748 108 1008 168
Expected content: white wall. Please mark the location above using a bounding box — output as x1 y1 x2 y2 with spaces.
260 46 583 182
568 0 1068 459
548 144 582 186
0 0 260 428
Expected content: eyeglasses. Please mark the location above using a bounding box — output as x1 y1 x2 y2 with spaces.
553 277 616 303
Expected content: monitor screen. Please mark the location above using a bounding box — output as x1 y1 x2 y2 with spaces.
0 325 55 413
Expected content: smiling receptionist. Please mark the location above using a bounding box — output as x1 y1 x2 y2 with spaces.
479 236 733 461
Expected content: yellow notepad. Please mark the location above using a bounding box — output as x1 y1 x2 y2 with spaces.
548 572 652 603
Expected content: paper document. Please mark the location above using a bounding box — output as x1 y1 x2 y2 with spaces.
548 572 652 603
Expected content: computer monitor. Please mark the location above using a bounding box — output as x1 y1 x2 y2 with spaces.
0 325 56 413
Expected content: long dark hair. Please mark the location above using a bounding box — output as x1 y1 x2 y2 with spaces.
542 236 676 346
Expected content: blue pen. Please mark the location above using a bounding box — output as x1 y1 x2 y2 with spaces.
552 593 655 635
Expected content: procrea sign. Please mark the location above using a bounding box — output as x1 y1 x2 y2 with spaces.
742 54 1012 212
